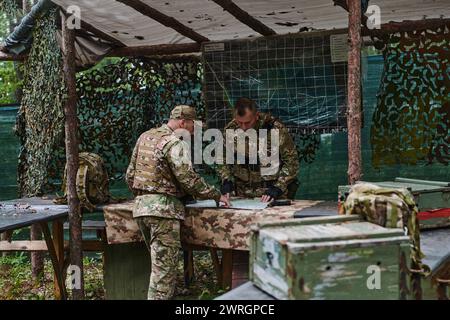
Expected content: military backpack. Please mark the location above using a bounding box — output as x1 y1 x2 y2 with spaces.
55 152 110 211
343 183 430 276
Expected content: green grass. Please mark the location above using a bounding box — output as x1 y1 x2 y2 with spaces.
0 251 223 300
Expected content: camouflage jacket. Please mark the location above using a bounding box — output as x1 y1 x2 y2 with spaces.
126 124 221 220
218 113 299 197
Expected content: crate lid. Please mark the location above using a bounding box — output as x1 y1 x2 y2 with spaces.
339 178 450 194
259 220 405 244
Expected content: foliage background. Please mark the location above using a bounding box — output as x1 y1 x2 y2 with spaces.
0 9 21 105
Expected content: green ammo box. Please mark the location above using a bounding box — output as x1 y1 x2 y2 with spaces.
249 215 411 300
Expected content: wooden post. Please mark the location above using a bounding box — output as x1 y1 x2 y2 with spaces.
346 0 363 184
62 12 84 299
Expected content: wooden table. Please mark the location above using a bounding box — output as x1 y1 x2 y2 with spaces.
217 227 450 300
102 199 339 295
0 197 68 299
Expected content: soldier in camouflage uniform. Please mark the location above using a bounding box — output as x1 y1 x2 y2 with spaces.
126 105 230 300
218 98 300 202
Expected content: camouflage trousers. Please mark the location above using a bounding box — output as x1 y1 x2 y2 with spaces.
135 216 181 300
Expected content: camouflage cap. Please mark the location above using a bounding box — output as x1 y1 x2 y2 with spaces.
170 105 197 120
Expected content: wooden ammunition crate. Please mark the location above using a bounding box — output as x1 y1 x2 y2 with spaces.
249 215 411 300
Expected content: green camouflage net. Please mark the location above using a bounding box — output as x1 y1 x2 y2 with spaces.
0 0 19 18
49 56 206 184
371 25 450 166
16 8 65 197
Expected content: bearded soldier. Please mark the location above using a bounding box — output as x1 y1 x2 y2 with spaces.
219 98 300 202
126 105 230 300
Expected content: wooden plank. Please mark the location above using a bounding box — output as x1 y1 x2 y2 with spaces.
63 240 104 252
221 249 233 290
40 222 67 300
53 220 65 299
231 251 249 289
108 42 201 57
0 240 48 251
116 0 209 43
211 0 276 36
103 243 150 300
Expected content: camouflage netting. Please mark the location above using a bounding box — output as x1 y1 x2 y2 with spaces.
15 14 320 192
16 8 66 197
49 56 206 184
47 56 319 186
0 0 19 18
371 25 450 166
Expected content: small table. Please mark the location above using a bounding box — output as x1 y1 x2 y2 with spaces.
0 197 68 299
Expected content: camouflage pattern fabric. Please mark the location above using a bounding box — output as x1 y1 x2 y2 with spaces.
343 183 430 275
103 199 322 250
218 113 300 198
371 25 449 166
136 216 181 300
54 152 110 211
126 124 221 220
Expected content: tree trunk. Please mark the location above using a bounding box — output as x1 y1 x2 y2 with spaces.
62 12 84 300
347 0 362 184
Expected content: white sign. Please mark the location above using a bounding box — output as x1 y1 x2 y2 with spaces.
330 34 348 63
203 42 225 52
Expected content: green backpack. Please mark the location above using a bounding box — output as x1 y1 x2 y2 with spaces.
343 183 430 276
55 152 110 211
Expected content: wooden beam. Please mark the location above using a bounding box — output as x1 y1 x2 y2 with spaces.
0 47 25 61
62 12 84 300
0 241 48 251
211 0 276 36
346 0 362 185
40 221 67 300
363 18 450 35
108 42 201 57
116 0 209 43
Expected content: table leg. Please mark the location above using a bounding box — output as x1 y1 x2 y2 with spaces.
40 221 67 300
183 248 194 287
221 249 233 290
52 220 66 299
209 248 222 286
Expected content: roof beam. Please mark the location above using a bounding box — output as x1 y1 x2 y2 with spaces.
363 18 450 35
108 42 201 57
115 0 209 43
211 0 276 36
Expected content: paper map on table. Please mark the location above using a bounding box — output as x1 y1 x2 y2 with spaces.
185 199 268 210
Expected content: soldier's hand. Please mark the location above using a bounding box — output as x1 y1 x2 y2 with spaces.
219 195 231 207
261 186 283 203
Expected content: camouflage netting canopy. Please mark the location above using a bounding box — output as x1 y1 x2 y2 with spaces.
371 25 450 166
